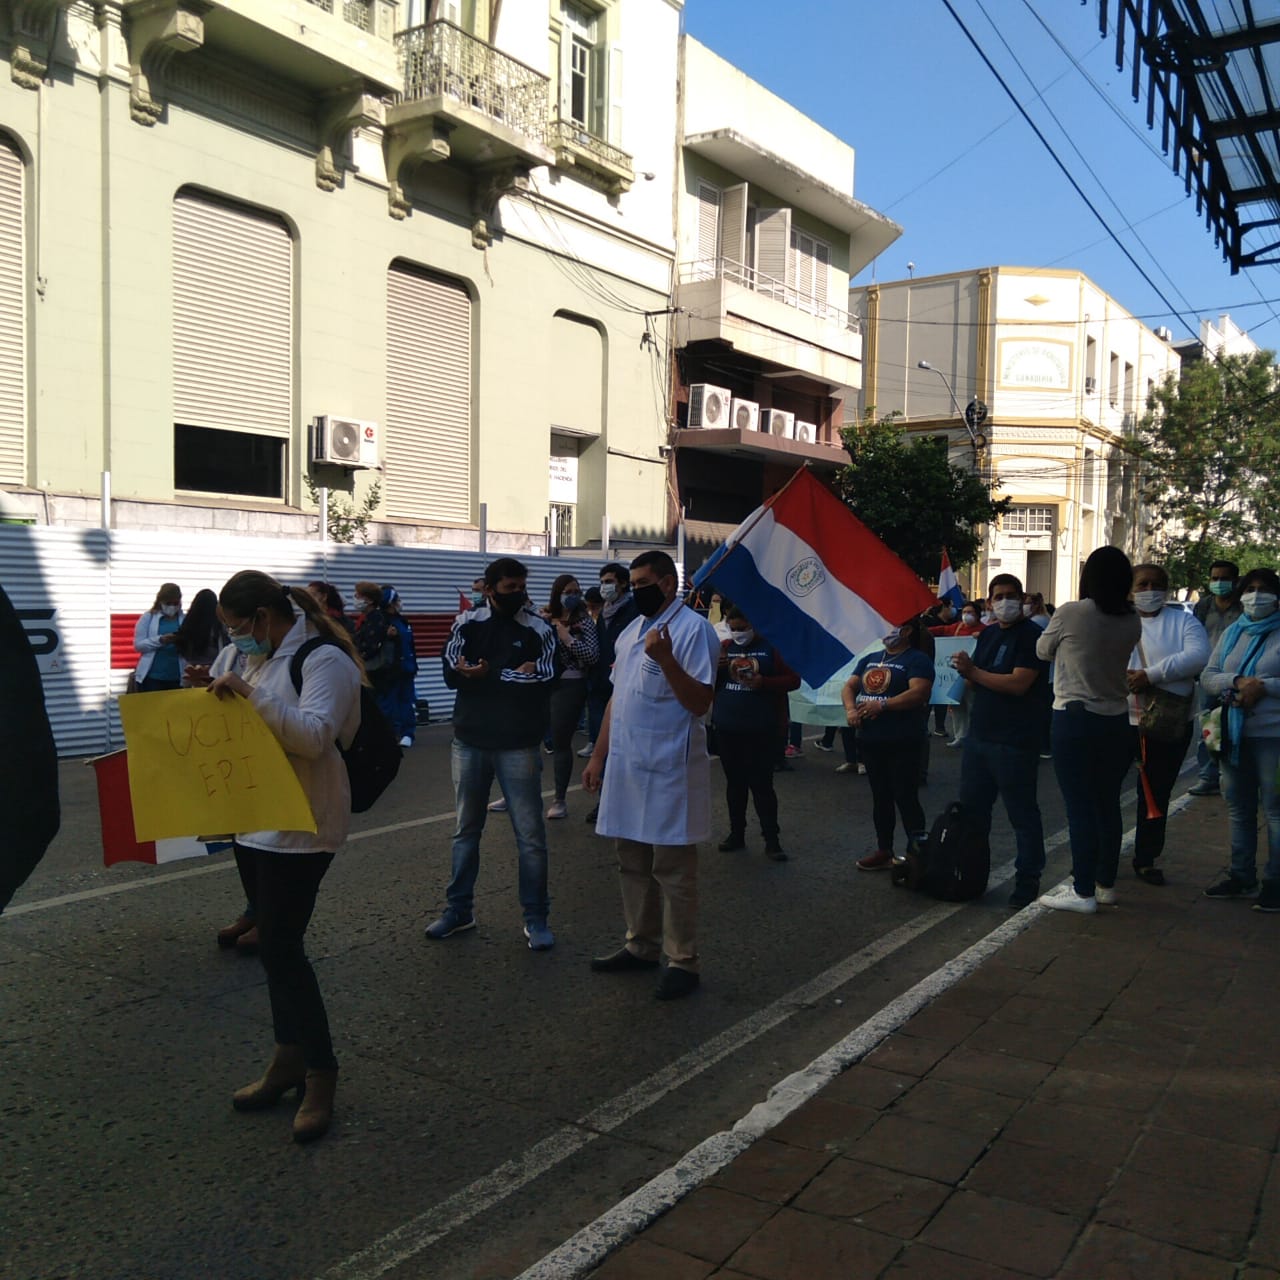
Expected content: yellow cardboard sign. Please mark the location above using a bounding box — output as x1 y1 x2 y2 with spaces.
118 688 316 841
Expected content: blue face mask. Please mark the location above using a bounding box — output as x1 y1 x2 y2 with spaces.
231 614 271 657
561 593 582 613
1209 580 1235 597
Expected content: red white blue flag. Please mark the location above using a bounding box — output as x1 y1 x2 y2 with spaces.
92 750 233 867
938 548 965 610
692 468 935 686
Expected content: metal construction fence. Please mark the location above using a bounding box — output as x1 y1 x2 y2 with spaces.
1 525 611 758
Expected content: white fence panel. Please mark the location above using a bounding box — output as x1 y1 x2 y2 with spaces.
0 525 614 756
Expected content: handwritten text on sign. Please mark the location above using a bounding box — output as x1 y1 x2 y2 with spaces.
117 688 316 841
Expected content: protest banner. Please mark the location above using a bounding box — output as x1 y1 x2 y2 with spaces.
117 689 315 841
933 636 979 706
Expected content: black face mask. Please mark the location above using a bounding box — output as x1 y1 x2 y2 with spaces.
492 590 524 616
633 582 667 618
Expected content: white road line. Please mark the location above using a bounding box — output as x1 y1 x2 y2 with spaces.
2 787 584 919
325 784 1197 1280
515 793 1194 1280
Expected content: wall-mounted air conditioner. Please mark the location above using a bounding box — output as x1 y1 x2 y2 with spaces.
793 419 817 444
312 415 379 468
1084 376 1098 394
731 398 759 432
688 383 732 428
760 409 795 439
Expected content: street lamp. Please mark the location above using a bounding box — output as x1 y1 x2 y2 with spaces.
917 360 986 451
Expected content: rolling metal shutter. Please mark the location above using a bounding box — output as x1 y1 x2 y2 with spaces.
172 192 292 436
385 263 472 523
0 137 24 484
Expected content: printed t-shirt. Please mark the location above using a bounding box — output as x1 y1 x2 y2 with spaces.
714 639 782 734
853 647 934 742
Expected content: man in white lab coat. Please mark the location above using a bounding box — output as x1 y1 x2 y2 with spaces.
583 551 721 1000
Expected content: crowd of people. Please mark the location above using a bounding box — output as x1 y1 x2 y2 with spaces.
104 545 1280 1145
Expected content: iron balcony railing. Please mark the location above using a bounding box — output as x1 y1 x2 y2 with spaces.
548 118 633 178
304 0 374 31
678 257 861 334
396 21 550 144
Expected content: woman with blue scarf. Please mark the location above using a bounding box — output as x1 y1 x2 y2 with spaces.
1200 567 1280 912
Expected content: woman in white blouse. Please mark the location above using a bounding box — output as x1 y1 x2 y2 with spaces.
1126 564 1210 885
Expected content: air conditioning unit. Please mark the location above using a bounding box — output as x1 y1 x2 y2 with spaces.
687 383 732 429
794 419 817 444
1085 376 1098 394
730 397 759 432
313 415 379 468
760 409 795 439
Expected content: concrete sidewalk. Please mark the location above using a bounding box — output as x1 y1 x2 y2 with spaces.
584 797 1280 1280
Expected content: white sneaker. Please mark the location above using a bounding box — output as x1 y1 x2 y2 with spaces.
857 763 867 775
1095 885 1117 905
546 800 568 819
487 798 508 813
577 742 594 758
399 736 413 748
1038 884 1098 914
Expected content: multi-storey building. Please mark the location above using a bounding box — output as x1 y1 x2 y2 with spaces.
0 0 680 551
851 267 1181 601
670 35 899 560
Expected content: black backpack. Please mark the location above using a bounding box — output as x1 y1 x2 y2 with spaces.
891 802 990 901
289 637 402 813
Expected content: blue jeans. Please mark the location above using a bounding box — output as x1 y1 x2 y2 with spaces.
959 737 1045 886
1051 705 1133 897
447 742 549 924
1221 736 1280 886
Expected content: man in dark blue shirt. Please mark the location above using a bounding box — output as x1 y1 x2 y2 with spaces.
951 573 1050 908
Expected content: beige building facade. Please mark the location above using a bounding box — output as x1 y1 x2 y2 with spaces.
0 0 682 551
851 267 1181 602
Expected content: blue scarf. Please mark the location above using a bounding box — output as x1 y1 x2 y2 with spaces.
1219 609 1280 764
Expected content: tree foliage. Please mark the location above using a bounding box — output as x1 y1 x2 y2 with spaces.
1139 349 1280 588
304 476 383 545
836 410 1010 581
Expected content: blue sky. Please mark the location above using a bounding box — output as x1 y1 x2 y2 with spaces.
683 0 1280 348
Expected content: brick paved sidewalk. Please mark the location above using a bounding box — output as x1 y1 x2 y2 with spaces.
587 798 1280 1280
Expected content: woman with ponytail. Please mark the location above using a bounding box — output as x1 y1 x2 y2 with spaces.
205 571 362 1144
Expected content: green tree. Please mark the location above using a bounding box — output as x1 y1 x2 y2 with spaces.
304 476 382 545
1139 349 1280 589
836 410 1009 580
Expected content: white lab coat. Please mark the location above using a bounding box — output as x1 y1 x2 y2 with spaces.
133 609 186 684
596 598 721 845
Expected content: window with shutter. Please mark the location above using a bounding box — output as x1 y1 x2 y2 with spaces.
696 181 721 272
721 183 747 275
0 136 24 485
172 191 292 497
754 208 793 301
385 263 472 523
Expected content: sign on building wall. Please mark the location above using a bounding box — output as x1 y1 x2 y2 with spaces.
997 339 1073 390
549 452 579 504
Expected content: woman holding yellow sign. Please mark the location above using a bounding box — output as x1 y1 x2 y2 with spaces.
205 571 362 1145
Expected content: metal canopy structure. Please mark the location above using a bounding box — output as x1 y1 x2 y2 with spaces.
1096 0 1280 272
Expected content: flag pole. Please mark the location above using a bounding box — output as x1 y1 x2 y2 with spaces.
685 464 810 603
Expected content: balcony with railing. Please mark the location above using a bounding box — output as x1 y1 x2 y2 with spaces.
548 119 634 195
388 21 554 171
304 0 374 31
674 256 863 387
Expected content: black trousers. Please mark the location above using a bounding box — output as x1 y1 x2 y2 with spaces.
862 738 927 853
549 678 589 801
1133 722 1195 867
718 729 780 839
237 844 337 1071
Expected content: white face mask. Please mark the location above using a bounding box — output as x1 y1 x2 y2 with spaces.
961 613 978 627
1133 590 1167 613
882 627 906 650
1021 603 1034 617
600 581 618 601
1241 590 1279 620
730 628 755 647
992 598 1023 624
980 611 994 625
161 604 179 618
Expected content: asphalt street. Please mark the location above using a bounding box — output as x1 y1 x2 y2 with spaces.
2 722 1095 1280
